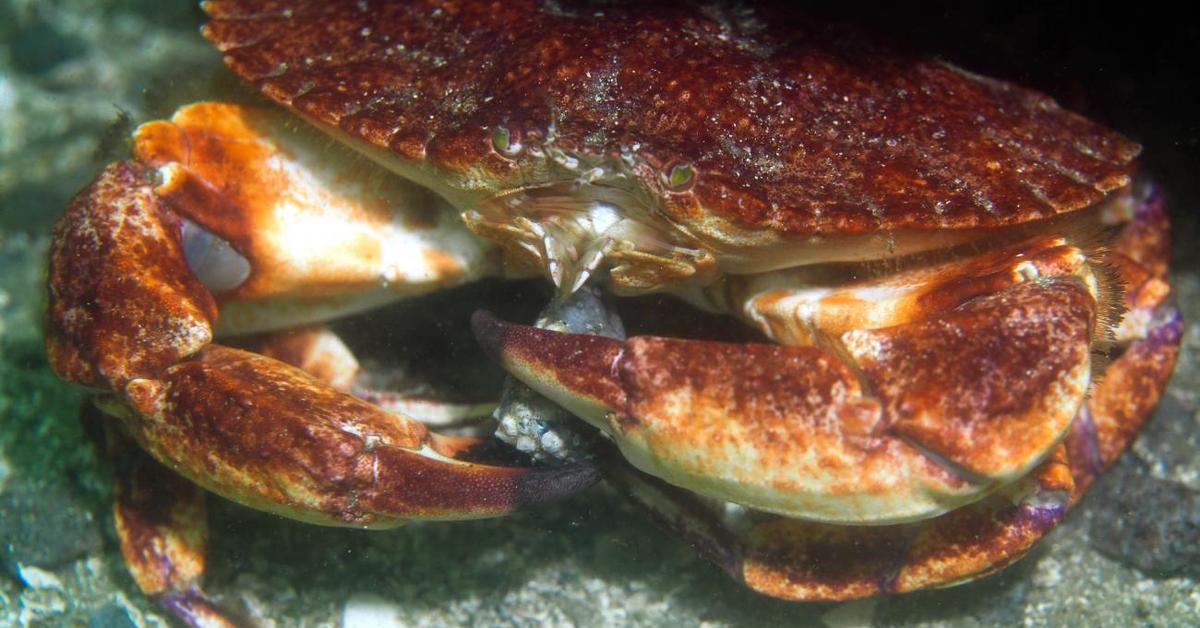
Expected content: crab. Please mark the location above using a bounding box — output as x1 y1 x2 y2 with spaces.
44 1 1182 625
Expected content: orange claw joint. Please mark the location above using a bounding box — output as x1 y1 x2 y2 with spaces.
130 101 498 335
46 161 218 390
102 345 598 526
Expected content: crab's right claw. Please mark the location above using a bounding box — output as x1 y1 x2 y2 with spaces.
601 294 1181 601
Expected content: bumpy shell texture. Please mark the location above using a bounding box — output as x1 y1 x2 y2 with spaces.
202 0 1139 239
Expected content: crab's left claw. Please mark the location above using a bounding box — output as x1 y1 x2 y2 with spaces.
474 186 1182 600
47 159 599 625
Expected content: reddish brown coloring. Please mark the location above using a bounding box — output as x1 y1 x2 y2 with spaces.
204 0 1137 238
853 281 1094 477
45 161 218 389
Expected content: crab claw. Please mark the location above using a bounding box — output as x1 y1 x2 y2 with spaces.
46 134 597 530
473 277 1095 525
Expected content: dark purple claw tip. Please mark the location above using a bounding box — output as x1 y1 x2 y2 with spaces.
1069 405 1105 479
1017 499 1068 531
159 588 238 628
1147 305 1184 347
1134 182 1165 220
512 460 603 509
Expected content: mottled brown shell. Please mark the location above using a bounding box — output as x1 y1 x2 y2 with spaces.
203 0 1138 241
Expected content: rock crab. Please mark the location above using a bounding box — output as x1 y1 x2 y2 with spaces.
44 0 1181 624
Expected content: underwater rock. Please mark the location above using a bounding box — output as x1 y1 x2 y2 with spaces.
87 604 137 628
1088 456 1200 577
0 0 215 234
1132 384 1200 490
0 482 101 576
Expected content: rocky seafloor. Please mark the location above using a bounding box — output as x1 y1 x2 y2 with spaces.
2 3 1198 626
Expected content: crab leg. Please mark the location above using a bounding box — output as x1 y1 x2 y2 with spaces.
245 326 362 392
605 440 1076 600
79 404 239 628
1072 186 1180 490
246 326 496 426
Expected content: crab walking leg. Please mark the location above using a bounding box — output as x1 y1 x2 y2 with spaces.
81 405 239 628
475 273 1095 525
244 325 362 391
1070 185 1181 492
132 101 500 335
47 153 598 528
606 442 1075 600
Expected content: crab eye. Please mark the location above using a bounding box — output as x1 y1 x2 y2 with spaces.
665 163 695 190
491 126 521 156
181 219 250 293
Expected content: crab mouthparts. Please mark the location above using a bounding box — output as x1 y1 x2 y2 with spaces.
463 182 712 296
